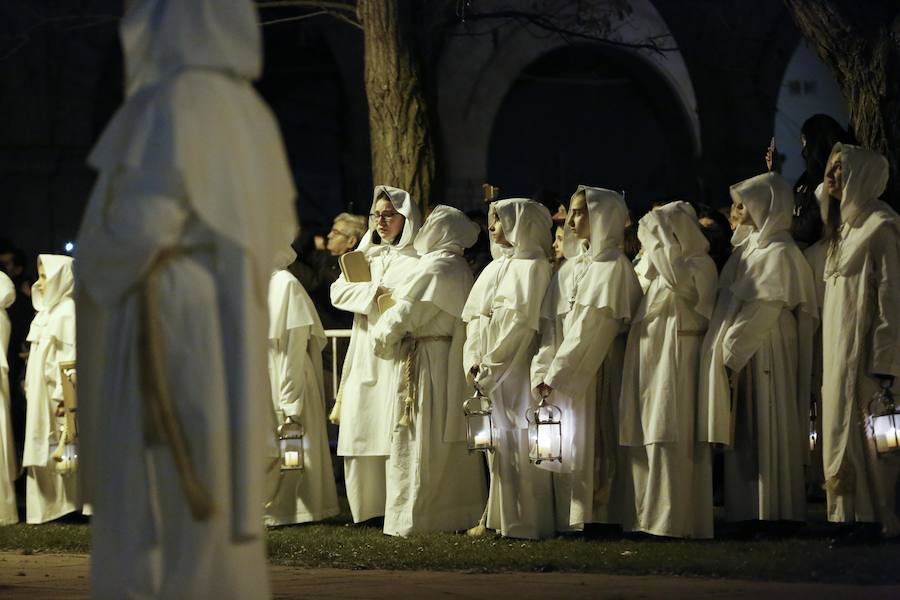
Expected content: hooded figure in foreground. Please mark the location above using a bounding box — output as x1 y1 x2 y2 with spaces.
330 185 421 523
818 144 900 537
75 1 297 596
23 255 84 523
371 205 487 537
531 187 642 532
619 201 716 538
462 198 555 539
0 271 18 525
698 172 817 524
266 248 339 526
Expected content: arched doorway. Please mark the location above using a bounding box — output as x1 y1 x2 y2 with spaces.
774 40 849 184
487 45 698 214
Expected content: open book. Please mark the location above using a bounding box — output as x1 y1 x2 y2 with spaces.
339 250 371 282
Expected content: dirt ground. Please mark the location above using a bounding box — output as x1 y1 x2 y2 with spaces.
0 551 898 599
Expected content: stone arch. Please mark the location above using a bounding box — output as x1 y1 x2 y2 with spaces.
436 0 700 209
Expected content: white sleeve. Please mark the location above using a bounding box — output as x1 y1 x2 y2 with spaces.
722 300 782 372
473 307 534 394
544 304 620 399
277 325 311 419
330 274 380 316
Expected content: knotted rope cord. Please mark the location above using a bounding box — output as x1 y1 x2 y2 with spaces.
396 335 452 428
141 247 214 521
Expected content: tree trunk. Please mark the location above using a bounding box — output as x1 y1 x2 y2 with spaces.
784 0 900 206
358 0 436 212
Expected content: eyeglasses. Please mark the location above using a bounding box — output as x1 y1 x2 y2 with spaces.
329 228 352 238
370 211 400 223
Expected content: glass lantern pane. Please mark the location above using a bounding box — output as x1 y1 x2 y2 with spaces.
872 413 900 454
280 437 304 470
467 414 494 451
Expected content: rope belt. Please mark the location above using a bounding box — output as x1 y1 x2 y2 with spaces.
397 335 453 428
141 247 214 521
677 329 707 337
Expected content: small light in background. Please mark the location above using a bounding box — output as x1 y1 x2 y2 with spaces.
64 241 75 254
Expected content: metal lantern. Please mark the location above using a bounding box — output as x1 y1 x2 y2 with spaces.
53 361 78 476
869 387 900 456
54 425 78 476
464 388 495 453
277 416 305 472
809 399 818 452
527 391 562 464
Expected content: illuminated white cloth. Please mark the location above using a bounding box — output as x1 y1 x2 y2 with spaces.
698 172 817 521
0 272 18 524
330 185 421 522
75 1 295 596
23 255 82 523
463 198 555 539
619 201 715 538
531 187 642 530
371 205 486 536
265 258 339 526
817 144 900 535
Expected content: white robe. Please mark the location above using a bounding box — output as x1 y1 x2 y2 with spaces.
699 172 817 523
75 2 297 597
803 241 826 493
619 201 716 539
371 206 486 537
265 269 339 526
0 272 19 524
23 255 81 524
817 144 900 535
331 185 422 523
531 187 642 531
463 197 555 540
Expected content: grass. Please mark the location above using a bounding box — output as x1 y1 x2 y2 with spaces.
0 503 898 585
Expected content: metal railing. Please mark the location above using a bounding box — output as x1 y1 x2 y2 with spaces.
323 329 351 400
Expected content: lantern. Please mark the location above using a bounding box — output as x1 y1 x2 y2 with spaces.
809 399 818 452
277 416 305 472
464 388 495 452
527 391 562 464
54 425 78 476
869 386 900 456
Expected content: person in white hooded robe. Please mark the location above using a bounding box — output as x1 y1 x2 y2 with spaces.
266 248 340 526
462 198 555 539
23 255 82 524
0 271 18 525
371 205 487 536
698 172 817 525
531 187 643 532
74 1 297 597
330 185 421 523
619 201 716 539
817 143 900 537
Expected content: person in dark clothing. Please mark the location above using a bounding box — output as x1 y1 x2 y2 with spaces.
693 203 733 272
0 240 33 498
767 114 855 248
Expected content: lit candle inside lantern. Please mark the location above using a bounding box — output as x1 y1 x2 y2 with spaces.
473 430 491 448
809 431 818 452
886 427 899 450
284 450 300 468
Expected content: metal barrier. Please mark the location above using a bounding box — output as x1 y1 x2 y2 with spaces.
323 329 352 400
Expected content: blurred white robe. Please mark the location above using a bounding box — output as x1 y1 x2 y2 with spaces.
372 206 487 537
532 187 642 531
331 185 421 523
0 272 18 524
463 198 555 540
619 202 716 538
817 145 900 535
75 2 297 597
699 172 817 522
23 255 81 524
265 267 339 526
